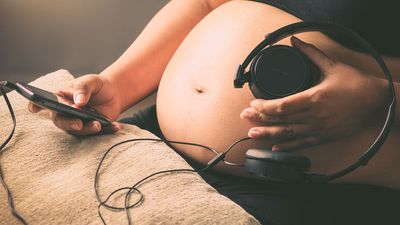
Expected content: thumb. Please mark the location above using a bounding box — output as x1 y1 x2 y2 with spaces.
71 75 102 106
291 36 335 73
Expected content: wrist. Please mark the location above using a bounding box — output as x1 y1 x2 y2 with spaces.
98 73 124 116
367 75 391 123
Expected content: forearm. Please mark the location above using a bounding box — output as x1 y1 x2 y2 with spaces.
100 0 230 112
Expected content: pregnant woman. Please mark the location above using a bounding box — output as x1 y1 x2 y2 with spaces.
30 0 400 224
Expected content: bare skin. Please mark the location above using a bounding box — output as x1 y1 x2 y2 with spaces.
29 0 400 189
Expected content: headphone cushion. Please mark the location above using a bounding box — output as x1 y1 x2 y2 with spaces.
245 148 311 169
249 45 320 99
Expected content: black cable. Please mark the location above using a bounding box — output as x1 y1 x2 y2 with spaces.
94 138 217 210
123 168 198 225
225 137 251 154
94 137 251 225
0 87 29 225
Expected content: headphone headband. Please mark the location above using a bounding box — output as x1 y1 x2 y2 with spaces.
236 22 390 88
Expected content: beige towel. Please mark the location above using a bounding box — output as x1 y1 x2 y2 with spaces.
0 70 260 225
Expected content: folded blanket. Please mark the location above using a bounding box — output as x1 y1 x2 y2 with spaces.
0 70 260 225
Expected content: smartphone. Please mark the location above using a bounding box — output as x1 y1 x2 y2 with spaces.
14 82 111 127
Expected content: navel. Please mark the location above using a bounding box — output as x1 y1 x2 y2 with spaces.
194 87 205 94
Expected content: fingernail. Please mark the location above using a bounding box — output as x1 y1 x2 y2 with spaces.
240 109 252 118
249 128 260 138
291 36 299 42
74 94 85 104
93 122 101 131
292 36 308 47
113 124 121 132
291 36 302 44
272 146 280 151
28 104 33 112
71 123 81 131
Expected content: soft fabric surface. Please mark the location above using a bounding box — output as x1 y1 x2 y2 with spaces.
0 70 260 225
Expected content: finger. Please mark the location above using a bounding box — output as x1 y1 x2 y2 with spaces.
73 121 120 136
241 107 311 124
248 124 311 140
49 111 84 132
54 89 74 105
272 136 321 152
66 121 100 136
240 107 264 120
291 36 335 73
250 92 311 116
28 102 43 113
70 75 102 107
50 111 120 136
99 122 121 134
241 107 287 123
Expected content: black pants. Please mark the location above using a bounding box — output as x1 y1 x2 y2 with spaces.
120 105 400 225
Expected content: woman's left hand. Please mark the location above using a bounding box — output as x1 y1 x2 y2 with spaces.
240 36 389 151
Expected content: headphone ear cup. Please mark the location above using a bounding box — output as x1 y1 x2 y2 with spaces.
248 45 320 99
245 148 311 182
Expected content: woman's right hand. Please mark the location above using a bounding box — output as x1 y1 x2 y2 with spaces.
28 74 122 136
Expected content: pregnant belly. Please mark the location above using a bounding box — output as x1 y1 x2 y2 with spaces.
156 1 400 188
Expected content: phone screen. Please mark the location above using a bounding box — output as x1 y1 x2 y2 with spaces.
27 84 61 102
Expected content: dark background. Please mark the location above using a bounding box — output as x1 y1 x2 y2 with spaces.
0 0 167 83
0 0 167 116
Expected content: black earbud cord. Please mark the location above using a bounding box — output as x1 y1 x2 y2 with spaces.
0 84 257 225
94 137 250 225
0 86 28 225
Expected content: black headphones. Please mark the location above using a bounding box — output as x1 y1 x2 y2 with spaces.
235 21 396 183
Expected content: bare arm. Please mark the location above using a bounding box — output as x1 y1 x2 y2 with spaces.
100 0 232 113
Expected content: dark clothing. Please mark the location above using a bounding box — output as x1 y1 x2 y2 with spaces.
253 0 400 57
120 105 400 225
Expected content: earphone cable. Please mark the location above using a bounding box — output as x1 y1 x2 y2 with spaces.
94 138 220 225
0 87 29 225
221 137 252 167
94 136 253 225
94 138 218 210
122 137 254 224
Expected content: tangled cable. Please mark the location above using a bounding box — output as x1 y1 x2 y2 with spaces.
94 137 251 225
0 87 29 225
